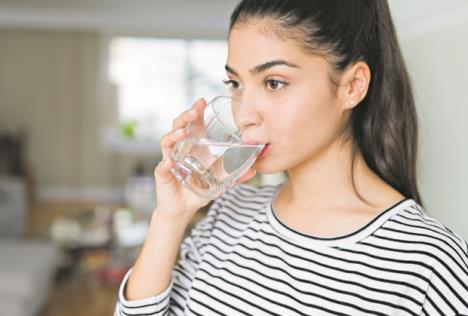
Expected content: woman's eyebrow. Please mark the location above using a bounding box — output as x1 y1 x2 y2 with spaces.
225 59 300 76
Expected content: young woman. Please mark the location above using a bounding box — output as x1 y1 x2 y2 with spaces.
115 0 468 315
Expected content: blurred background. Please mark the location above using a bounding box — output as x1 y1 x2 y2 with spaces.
0 0 467 315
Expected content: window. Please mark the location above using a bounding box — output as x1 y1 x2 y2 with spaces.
106 37 228 151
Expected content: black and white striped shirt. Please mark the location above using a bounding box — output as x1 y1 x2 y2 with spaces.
115 184 468 315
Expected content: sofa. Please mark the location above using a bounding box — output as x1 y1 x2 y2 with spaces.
0 177 59 316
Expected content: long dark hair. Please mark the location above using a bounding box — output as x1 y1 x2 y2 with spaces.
229 0 423 206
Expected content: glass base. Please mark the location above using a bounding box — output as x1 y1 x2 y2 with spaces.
170 156 216 199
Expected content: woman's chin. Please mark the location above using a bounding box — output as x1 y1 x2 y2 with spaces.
253 159 285 174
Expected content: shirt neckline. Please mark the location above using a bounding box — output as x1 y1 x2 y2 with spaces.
266 183 416 247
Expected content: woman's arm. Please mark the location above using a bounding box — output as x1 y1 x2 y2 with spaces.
126 211 190 300
114 198 222 316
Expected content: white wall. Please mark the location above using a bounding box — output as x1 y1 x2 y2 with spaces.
400 21 468 239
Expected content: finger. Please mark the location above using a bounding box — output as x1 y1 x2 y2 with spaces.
172 98 207 130
160 128 187 158
172 108 197 130
236 168 257 184
193 97 207 110
154 157 176 185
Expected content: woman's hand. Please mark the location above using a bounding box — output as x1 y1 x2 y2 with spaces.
153 97 257 222
125 97 257 301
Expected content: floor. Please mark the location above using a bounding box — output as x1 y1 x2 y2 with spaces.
39 275 119 316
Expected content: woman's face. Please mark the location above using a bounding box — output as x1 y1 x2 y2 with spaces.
226 22 350 173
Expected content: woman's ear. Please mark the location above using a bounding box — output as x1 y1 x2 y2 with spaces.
340 61 371 110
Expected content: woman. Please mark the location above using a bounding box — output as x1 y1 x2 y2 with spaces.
115 0 468 315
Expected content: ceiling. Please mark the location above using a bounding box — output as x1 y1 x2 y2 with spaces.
0 0 239 38
0 0 466 40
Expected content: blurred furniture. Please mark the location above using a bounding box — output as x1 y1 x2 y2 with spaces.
0 240 58 316
49 206 128 285
0 177 59 316
0 131 34 203
0 177 27 237
0 132 25 177
28 201 123 316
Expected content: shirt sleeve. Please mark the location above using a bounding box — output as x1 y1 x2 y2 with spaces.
420 237 468 315
113 196 224 316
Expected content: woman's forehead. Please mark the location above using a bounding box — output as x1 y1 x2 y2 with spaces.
227 24 326 75
228 21 292 49
228 25 302 63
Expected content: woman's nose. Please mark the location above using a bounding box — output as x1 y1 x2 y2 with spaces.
232 95 262 131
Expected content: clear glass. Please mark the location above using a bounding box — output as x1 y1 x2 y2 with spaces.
170 96 265 199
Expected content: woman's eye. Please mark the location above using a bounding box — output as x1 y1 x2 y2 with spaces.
265 79 287 91
222 78 287 91
222 79 240 89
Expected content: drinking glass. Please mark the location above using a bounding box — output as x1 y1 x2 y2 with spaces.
170 96 265 199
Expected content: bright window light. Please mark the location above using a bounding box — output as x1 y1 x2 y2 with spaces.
108 37 228 147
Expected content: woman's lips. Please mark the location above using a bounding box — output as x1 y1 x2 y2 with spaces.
257 143 271 159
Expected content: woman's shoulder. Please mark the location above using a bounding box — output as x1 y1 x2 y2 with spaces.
387 202 468 267
392 203 468 311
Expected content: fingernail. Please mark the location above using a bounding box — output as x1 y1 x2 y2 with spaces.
175 129 185 136
193 98 202 106
195 98 205 108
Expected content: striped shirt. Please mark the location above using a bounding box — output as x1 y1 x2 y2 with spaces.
115 183 468 315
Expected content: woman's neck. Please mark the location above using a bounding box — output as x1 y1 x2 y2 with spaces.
280 138 404 219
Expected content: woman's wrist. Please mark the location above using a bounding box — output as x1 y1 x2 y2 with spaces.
125 209 190 300
151 207 195 230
